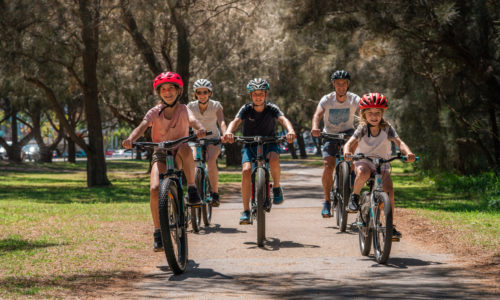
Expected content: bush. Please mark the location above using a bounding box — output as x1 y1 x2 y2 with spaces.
433 172 499 209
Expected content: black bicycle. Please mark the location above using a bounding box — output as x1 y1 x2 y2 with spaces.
133 131 211 274
235 135 286 247
190 137 221 232
321 132 352 232
351 152 418 264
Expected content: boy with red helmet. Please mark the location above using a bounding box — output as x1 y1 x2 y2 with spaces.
343 93 416 238
122 72 207 252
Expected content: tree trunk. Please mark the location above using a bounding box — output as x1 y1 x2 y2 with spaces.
288 141 298 159
168 0 190 103
296 129 307 159
67 137 76 163
79 0 110 186
225 142 242 166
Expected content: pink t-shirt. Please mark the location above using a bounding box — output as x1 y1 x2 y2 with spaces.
143 104 192 146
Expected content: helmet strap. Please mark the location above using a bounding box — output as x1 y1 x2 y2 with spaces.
158 96 179 116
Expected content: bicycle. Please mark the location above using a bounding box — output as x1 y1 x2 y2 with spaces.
321 132 352 232
235 135 286 247
133 131 211 274
350 152 418 264
189 137 221 232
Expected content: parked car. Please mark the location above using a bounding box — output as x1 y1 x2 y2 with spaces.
112 149 133 158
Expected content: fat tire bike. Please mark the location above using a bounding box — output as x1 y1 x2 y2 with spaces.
236 136 286 247
133 131 211 274
350 152 418 264
189 137 221 232
321 132 352 232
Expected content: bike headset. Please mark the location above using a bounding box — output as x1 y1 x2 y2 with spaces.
246 78 270 107
330 70 351 97
153 72 184 116
359 93 389 137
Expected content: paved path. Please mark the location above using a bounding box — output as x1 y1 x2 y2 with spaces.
122 162 496 299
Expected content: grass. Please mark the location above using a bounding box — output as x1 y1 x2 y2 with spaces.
0 157 498 297
0 159 241 299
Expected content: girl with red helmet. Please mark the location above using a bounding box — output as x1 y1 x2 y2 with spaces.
343 93 416 239
122 72 207 252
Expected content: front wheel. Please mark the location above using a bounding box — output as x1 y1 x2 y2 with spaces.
158 179 188 274
199 170 212 226
337 162 351 232
372 191 393 264
256 167 267 247
358 192 372 256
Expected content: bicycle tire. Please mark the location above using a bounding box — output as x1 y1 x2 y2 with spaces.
201 172 212 226
256 167 266 247
358 192 372 256
190 168 204 232
338 162 351 232
372 191 393 264
158 178 188 274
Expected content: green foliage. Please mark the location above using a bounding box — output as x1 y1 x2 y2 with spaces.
433 172 500 210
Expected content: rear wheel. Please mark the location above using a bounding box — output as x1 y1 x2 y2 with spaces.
337 162 351 232
358 192 372 256
158 179 188 274
372 191 393 264
256 167 266 247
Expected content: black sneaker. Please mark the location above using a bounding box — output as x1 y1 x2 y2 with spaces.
186 186 202 207
393 226 403 239
153 229 163 252
211 192 220 207
348 193 360 212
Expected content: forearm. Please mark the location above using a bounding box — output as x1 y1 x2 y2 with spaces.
398 141 412 155
189 118 205 130
312 114 321 130
219 121 228 135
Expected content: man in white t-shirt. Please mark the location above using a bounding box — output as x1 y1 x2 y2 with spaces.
311 70 360 218
187 79 227 207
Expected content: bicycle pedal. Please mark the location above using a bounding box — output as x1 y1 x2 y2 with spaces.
348 210 357 214
392 237 401 242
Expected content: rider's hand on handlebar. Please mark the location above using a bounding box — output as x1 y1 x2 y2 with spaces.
122 138 133 149
222 132 234 144
343 151 353 161
195 128 207 138
311 128 321 137
286 131 296 144
405 152 416 162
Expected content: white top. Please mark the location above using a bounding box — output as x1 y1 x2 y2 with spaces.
353 124 399 160
318 91 360 133
187 99 223 138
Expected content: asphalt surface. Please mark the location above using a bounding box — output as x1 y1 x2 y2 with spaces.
123 161 497 299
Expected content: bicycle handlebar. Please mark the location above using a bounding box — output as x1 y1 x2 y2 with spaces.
132 130 213 150
320 132 350 141
344 153 420 164
234 135 286 144
191 137 221 146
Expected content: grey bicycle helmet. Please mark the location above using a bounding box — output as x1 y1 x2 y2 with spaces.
330 70 351 82
246 78 270 93
193 78 213 91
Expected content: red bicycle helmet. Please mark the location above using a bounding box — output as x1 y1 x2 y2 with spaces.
153 72 183 90
359 93 389 110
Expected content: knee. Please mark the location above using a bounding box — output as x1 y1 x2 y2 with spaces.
356 166 370 178
150 183 159 194
242 166 252 178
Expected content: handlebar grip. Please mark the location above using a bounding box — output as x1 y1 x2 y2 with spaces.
402 156 420 162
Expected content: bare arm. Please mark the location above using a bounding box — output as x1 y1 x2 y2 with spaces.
343 136 358 161
188 111 207 138
277 115 296 143
122 120 149 149
216 108 227 135
393 137 416 162
311 104 325 137
222 117 242 143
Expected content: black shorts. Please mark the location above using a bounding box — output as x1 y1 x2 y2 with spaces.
321 129 354 159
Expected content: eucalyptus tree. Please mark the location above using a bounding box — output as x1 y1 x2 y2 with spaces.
0 0 111 186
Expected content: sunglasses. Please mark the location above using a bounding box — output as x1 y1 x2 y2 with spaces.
196 90 211 95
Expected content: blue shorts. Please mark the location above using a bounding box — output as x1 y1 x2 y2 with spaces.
321 129 354 159
241 143 280 164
